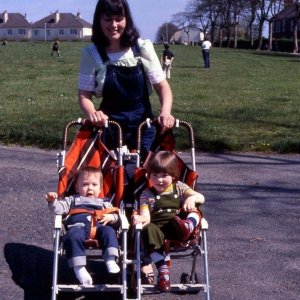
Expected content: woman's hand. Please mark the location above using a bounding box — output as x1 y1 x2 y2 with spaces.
78 90 109 126
157 112 175 133
87 110 109 126
153 79 174 133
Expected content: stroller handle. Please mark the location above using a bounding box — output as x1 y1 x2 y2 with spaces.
137 118 195 152
62 118 123 151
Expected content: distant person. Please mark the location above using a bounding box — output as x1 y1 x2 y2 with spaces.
51 40 60 57
201 37 212 68
161 43 174 79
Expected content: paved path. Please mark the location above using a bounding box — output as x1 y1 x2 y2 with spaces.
1 145 299 300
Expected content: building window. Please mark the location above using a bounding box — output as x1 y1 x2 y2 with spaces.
70 29 78 35
18 29 26 35
59 29 64 35
7 29 12 35
34 30 39 36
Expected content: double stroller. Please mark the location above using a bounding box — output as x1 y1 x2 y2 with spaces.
50 118 210 300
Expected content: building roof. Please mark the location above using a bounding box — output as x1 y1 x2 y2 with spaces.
0 12 31 28
276 4 297 20
31 12 92 28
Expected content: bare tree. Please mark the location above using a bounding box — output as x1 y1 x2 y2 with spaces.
265 0 284 50
155 22 178 44
292 1 300 53
256 0 277 50
247 0 260 46
172 11 195 44
227 0 247 48
186 0 223 44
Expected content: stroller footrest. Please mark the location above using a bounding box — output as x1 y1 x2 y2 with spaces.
141 283 206 293
57 284 122 292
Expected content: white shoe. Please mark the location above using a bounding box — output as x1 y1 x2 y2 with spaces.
74 266 93 285
105 260 120 273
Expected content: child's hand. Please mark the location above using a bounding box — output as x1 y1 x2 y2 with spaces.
182 196 196 212
132 214 143 225
99 214 114 225
45 192 57 203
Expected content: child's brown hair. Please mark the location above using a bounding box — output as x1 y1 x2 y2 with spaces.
147 151 180 180
75 166 103 188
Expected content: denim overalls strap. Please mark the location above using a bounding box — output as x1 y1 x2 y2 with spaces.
97 44 154 152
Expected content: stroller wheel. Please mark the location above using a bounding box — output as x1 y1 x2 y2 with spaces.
180 272 190 284
193 272 200 284
180 272 201 294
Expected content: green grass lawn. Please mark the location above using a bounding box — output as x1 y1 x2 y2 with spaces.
0 41 299 152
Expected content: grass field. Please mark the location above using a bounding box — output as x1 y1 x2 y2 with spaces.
0 41 299 152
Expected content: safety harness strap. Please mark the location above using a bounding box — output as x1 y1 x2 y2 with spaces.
68 207 119 239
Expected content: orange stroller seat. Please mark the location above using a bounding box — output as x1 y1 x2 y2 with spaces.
132 119 210 300
51 119 131 300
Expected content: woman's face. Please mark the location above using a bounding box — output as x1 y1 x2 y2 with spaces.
100 14 126 43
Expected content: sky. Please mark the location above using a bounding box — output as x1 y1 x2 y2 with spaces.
1 0 189 41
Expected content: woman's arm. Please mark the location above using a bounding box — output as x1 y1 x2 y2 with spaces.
78 89 108 125
153 79 174 131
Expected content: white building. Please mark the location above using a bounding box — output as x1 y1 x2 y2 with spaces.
0 11 31 41
0 10 92 42
171 26 204 45
31 11 92 41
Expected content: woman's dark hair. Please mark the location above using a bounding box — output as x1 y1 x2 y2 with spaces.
92 0 140 49
147 151 180 180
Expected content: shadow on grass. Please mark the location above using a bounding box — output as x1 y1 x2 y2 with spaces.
252 50 300 59
175 65 203 69
4 243 122 300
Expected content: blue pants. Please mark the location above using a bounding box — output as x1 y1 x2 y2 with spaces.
202 50 210 68
63 221 119 268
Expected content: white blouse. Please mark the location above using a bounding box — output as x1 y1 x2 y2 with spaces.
78 38 165 97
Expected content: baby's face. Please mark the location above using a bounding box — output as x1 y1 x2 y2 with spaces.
76 171 101 198
149 172 173 194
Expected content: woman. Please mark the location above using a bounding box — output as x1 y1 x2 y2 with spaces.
78 0 174 155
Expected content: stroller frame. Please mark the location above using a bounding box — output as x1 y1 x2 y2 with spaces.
51 119 133 300
132 119 211 300
50 118 210 300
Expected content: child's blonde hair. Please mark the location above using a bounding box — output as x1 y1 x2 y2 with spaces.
147 151 180 180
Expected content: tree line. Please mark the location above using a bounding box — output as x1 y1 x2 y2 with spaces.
156 0 300 53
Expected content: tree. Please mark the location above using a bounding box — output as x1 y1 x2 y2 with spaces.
292 1 300 53
172 11 195 44
265 0 284 51
155 22 178 44
245 0 260 47
186 0 223 44
256 0 277 50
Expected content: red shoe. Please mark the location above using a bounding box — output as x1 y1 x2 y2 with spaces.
157 268 171 292
171 216 192 242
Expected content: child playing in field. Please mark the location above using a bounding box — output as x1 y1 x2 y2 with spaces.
46 166 120 285
132 151 205 292
51 40 60 57
161 43 174 79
